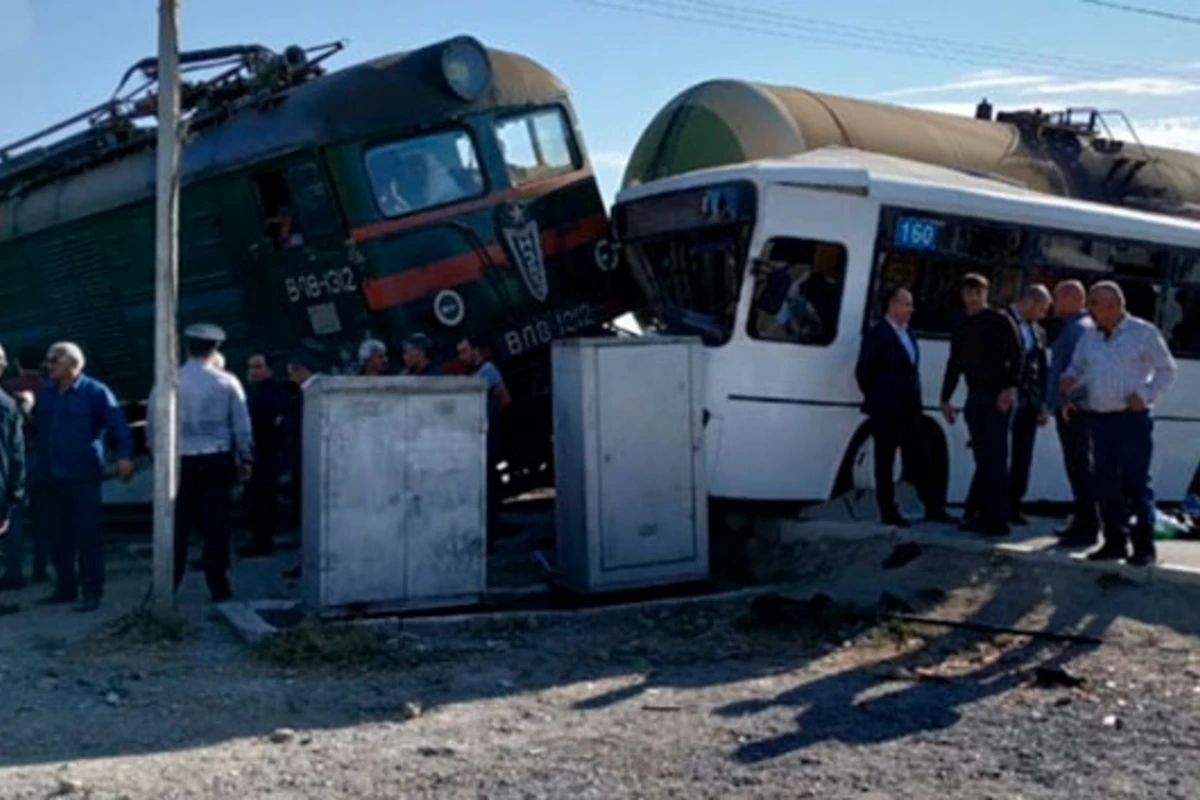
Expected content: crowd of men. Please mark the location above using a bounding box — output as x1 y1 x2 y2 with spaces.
0 328 511 615
856 273 1181 567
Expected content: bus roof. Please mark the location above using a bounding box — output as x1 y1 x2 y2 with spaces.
616 147 1200 249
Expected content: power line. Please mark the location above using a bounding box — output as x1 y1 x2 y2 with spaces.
673 0 1186 80
577 0 1198 84
1081 0 1200 25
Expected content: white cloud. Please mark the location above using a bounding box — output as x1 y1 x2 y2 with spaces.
0 0 33 53
879 69 1053 99
1019 77 1200 97
899 101 1200 155
591 151 630 171
1132 115 1200 152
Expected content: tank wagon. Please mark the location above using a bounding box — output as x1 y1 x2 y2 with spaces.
0 36 630 494
622 79 1200 219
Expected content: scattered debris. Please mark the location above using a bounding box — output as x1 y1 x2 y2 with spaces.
881 542 923 571
641 704 684 712
1034 666 1087 689
268 728 297 744
878 591 916 614
104 691 121 706
1102 715 1123 729
402 701 423 720
49 777 82 797
417 746 456 758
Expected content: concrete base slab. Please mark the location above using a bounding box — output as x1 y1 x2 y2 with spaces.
775 514 1200 588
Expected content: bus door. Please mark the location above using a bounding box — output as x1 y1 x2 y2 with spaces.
250 158 366 362
712 183 875 500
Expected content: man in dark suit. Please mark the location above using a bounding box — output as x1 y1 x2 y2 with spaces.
1005 284 1053 525
856 287 953 527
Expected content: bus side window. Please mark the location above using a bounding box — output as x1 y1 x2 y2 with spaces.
748 237 847 347
1168 252 1200 358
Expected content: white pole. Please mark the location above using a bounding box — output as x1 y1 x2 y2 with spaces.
152 0 181 616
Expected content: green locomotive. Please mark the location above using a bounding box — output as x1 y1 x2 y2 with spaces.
0 35 629 495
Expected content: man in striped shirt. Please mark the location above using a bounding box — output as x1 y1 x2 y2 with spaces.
1061 281 1177 566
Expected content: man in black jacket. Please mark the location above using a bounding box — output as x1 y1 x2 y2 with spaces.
241 353 289 558
0 386 26 615
940 273 1023 537
856 287 953 527
1005 284 1052 525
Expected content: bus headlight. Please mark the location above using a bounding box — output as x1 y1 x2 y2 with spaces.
440 36 491 102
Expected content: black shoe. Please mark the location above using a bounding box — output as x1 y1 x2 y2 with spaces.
1087 545 1128 562
979 524 1011 539
238 545 274 559
958 516 981 532
1127 552 1157 567
881 514 912 529
0 575 25 592
925 510 958 524
1010 513 1030 526
37 592 77 606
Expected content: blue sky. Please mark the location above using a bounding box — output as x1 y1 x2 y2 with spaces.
2 0 1200 203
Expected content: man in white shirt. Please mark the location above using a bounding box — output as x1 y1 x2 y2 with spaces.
1061 281 1177 566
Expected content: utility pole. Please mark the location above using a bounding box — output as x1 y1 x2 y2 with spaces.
152 0 181 617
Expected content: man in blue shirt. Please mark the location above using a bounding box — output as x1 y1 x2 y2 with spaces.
1045 280 1099 546
456 336 511 551
34 342 134 612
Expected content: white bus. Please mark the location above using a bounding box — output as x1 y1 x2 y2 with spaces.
611 147 1200 504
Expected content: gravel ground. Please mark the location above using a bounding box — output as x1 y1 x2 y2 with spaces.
3 544 1200 800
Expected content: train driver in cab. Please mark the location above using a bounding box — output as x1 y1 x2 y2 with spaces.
377 150 472 216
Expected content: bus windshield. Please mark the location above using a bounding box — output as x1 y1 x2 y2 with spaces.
625 226 750 345
615 180 758 345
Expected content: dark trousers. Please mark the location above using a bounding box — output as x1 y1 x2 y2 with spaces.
44 479 104 600
1055 412 1098 533
1 507 24 579
1090 410 1155 556
871 412 944 518
3 448 48 581
963 392 1012 529
246 455 279 553
175 453 235 598
1008 404 1040 513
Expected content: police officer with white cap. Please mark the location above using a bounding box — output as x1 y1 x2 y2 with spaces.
147 323 253 602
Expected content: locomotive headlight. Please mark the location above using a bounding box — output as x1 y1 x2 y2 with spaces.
440 37 491 102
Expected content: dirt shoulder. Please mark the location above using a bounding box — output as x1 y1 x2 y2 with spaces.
2 538 1200 800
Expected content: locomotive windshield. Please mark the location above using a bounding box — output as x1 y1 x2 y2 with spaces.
494 106 578 185
365 130 484 217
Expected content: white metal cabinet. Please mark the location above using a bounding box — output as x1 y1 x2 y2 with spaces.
300 376 489 614
553 336 709 593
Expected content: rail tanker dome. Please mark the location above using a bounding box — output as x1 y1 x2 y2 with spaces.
623 79 1200 219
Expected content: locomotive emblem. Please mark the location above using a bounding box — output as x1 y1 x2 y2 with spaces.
496 201 548 303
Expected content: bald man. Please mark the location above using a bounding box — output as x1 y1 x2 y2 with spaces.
1045 280 1099 546
1061 281 1176 566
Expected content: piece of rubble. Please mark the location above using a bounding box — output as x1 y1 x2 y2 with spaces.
268 728 297 744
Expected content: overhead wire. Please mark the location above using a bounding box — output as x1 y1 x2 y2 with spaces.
673 0 1189 79
576 0 1199 84
1080 0 1200 26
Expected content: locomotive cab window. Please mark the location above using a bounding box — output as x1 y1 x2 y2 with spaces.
494 106 578 186
365 130 484 218
747 237 847 347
